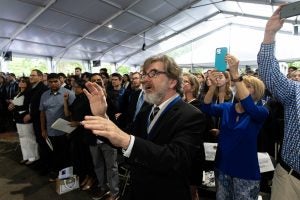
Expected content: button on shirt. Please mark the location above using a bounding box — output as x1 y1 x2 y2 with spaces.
39 87 75 136
258 42 300 174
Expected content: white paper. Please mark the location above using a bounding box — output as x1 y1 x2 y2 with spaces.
51 118 76 134
204 142 218 161
12 95 24 106
45 137 53 151
58 166 73 180
258 152 275 173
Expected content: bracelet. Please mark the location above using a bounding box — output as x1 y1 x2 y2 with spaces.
232 76 243 82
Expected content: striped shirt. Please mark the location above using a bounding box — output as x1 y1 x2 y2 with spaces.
257 43 300 174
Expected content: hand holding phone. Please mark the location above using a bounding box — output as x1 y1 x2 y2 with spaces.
280 1 300 19
215 47 228 72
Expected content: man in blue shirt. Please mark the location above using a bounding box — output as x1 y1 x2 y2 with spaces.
257 6 300 200
40 73 75 181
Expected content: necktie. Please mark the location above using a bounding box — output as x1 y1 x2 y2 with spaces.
150 106 160 122
133 91 144 121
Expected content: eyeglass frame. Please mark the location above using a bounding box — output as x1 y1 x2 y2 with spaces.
141 69 167 79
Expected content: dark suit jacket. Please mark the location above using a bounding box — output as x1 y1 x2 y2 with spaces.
128 98 206 200
28 81 49 122
119 89 150 132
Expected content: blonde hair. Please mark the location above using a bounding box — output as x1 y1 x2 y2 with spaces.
242 75 265 101
183 73 199 98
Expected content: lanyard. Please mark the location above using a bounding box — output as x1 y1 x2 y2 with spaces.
147 96 181 137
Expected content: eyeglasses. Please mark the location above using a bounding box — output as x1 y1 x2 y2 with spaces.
141 70 166 79
20 80 26 83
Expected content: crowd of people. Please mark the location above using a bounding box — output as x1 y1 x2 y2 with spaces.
0 5 299 200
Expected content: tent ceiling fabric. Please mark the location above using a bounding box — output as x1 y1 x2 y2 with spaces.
0 0 298 66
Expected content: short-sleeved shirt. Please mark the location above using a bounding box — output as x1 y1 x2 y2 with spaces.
39 87 75 136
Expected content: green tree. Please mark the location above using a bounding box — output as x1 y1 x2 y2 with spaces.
7 57 47 77
55 60 84 76
117 65 130 75
289 61 300 68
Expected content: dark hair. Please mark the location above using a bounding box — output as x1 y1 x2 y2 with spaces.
81 72 91 79
100 72 109 79
58 72 67 79
32 69 43 76
288 66 298 70
47 73 59 79
18 76 31 92
9 73 16 77
111 72 122 80
100 68 108 73
74 79 87 89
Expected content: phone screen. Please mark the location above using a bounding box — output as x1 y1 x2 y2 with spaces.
215 47 228 72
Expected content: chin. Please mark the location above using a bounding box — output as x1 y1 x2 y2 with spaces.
144 93 162 105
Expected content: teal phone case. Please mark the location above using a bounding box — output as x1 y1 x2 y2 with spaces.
215 47 228 72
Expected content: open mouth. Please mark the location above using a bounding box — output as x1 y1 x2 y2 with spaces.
143 84 153 92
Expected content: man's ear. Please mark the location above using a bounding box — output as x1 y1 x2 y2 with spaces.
168 79 177 89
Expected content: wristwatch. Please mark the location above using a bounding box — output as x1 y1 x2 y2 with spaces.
232 76 243 82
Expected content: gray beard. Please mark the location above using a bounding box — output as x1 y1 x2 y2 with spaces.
144 92 164 105
144 84 169 105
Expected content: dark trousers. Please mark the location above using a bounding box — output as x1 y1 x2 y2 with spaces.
68 130 95 180
32 119 51 171
49 135 69 174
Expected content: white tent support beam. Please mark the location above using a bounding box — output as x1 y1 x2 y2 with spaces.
55 0 142 60
162 23 230 56
116 11 221 64
0 0 57 51
96 0 204 60
222 10 296 24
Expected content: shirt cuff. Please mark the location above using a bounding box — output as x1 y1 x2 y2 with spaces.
122 135 135 158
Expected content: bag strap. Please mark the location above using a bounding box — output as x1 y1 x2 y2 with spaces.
63 177 76 189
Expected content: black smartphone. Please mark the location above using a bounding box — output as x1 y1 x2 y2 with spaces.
280 1 300 19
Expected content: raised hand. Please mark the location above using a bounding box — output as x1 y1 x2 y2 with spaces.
226 54 239 78
81 115 130 148
264 5 285 44
83 81 107 117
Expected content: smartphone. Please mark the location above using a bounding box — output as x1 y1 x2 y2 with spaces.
215 47 228 72
280 1 300 19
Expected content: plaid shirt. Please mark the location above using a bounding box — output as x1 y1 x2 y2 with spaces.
257 43 300 174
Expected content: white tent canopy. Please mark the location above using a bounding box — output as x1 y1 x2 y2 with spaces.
0 0 299 67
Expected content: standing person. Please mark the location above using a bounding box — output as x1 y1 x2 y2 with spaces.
257 6 300 200
5 73 18 132
89 74 120 200
122 74 131 90
8 77 39 165
0 74 7 133
39 73 75 181
75 67 82 79
118 72 148 131
23 69 49 173
63 79 96 191
201 54 269 200
82 54 206 200
182 72 205 200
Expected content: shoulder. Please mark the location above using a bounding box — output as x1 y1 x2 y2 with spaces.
174 100 203 117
